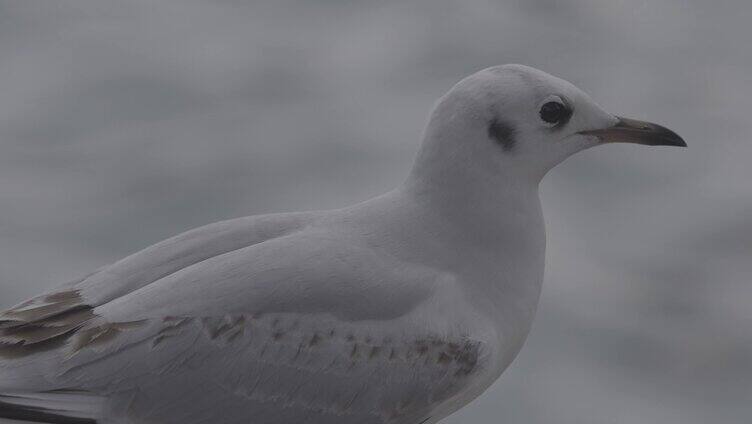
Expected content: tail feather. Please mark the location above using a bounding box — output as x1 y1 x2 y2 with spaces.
0 392 102 424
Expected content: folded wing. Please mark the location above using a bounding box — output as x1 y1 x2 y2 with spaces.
0 217 490 424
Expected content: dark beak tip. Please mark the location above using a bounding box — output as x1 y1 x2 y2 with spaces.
583 116 687 148
655 129 687 148
655 133 687 148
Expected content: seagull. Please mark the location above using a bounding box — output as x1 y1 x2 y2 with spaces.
0 64 685 424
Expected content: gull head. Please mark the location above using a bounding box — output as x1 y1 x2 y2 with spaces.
411 64 685 185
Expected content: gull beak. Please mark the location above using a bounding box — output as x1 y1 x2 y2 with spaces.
579 116 686 147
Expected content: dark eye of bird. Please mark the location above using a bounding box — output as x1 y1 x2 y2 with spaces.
539 101 570 125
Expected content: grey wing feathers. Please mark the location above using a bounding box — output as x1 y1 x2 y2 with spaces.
0 214 308 366
0 212 487 424
74 213 309 305
56 313 486 424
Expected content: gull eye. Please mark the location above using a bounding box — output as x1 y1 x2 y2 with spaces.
538 97 572 126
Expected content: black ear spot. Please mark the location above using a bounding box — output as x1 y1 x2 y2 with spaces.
488 118 517 152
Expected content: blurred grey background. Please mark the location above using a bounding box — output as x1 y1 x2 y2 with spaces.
0 1 750 423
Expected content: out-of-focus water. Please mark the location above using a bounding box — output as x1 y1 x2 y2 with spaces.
0 1 749 422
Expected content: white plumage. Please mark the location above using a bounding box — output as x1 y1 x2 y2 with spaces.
0 65 684 424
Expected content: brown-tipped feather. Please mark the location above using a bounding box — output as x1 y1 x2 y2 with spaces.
0 291 96 358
